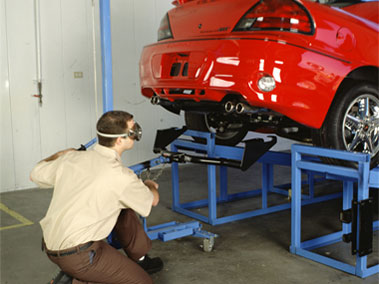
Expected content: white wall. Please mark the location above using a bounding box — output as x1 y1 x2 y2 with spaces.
1 0 183 192
2 0 42 192
1 0 16 191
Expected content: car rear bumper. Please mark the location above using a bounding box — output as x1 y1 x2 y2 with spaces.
140 37 350 128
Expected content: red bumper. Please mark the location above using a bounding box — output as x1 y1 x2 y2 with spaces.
139 38 352 128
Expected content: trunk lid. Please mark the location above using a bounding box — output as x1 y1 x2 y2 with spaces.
168 0 257 39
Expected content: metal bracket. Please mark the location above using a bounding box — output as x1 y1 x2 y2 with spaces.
153 127 188 154
357 198 374 257
351 198 374 257
340 209 352 224
240 136 277 171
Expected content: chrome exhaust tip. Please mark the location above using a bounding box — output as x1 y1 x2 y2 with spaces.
235 103 245 114
224 101 235 113
150 96 160 105
236 103 259 114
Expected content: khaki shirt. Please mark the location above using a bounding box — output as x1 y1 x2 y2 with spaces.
30 144 154 250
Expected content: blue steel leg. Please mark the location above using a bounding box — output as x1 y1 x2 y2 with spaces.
208 164 217 224
171 144 180 210
342 181 353 235
290 149 302 253
219 166 228 202
99 0 113 112
206 133 217 224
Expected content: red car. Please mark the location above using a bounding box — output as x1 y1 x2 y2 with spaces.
139 0 379 168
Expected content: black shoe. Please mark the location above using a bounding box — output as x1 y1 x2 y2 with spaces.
137 255 164 274
48 270 72 284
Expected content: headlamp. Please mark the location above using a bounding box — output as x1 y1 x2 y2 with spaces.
97 122 142 141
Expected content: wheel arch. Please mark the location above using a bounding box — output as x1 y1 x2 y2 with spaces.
345 66 379 85
321 65 379 128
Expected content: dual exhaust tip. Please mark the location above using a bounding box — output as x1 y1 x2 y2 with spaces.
151 95 254 115
225 101 255 114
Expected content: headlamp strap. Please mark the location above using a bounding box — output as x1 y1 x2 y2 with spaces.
96 131 128 138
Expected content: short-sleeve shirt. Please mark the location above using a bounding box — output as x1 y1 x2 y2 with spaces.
30 144 154 250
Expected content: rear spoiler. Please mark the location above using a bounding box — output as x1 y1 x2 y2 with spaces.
172 0 195 6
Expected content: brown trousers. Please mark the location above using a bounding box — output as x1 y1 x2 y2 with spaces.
46 209 153 284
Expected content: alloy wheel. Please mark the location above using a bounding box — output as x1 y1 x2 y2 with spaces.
342 94 379 156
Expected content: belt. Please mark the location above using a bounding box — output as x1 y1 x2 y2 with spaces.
45 241 94 257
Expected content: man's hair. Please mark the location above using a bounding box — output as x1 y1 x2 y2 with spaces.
96 111 133 147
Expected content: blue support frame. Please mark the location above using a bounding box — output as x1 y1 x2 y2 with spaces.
290 144 379 278
169 130 341 226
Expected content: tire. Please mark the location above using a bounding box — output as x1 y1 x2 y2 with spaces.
319 82 379 169
184 112 248 146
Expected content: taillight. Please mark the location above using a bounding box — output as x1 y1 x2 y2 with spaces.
233 0 314 35
158 13 173 41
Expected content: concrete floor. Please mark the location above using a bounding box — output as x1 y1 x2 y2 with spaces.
1 163 378 284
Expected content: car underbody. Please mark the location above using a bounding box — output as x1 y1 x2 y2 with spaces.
152 96 313 143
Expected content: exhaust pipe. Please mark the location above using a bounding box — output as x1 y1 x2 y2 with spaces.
235 103 245 114
151 96 160 105
236 103 259 114
224 101 235 113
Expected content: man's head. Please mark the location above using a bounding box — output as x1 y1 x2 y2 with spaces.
96 111 141 151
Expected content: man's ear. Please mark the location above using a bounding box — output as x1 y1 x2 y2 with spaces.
115 137 123 146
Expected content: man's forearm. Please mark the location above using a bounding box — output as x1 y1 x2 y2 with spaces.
150 188 159 207
144 180 160 206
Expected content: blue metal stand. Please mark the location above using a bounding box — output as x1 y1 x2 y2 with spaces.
290 144 378 278
170 130 341 225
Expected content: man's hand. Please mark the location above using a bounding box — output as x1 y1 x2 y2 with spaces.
144 180 159 207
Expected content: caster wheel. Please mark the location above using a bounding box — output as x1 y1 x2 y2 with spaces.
202 237 215 252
